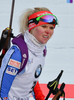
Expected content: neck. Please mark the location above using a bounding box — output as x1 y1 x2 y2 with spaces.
24 30 46 56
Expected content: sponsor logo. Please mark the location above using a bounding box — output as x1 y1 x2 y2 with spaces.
6 67 18 75
23 54 27 58
29 23 36 29
37 12 49 16
35 64 42 78
21 54 27 67
8 59 21 69
3 97 8 100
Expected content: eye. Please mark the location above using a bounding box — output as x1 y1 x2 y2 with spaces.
41 25 47 28
50 26 55 29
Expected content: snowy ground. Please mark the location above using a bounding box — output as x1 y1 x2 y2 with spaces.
0 0 74 100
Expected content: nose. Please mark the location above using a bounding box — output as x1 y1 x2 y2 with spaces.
45 29 50 34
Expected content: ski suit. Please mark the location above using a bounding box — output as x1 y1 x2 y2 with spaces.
0 30 46 100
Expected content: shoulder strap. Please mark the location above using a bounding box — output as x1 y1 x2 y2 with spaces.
12 34 28 73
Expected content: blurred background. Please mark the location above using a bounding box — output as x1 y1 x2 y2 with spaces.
0 0 74 99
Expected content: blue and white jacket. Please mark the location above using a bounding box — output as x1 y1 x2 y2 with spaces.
0 31 47 100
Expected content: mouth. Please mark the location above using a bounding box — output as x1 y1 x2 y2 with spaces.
43 35 49 38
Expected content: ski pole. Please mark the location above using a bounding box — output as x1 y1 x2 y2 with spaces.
52 83 65 100
45 70 63 100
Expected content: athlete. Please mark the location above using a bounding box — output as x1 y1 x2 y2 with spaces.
0 7 58 100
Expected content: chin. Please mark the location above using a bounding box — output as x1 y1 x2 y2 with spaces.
42 41 47 44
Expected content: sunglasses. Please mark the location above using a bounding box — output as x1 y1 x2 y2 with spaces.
28 14 58 25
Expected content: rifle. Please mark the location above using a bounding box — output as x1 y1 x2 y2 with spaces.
45 70 65 100
0 0 15 67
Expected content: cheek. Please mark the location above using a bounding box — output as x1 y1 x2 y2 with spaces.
33 28 44 42
50 30 54 36
34 28 44 39
36 27 44 35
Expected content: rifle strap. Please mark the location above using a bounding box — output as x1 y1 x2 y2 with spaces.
12 34 28 74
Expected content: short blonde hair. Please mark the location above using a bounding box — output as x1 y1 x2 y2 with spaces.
19 7 50 34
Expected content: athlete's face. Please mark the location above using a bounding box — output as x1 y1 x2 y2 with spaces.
30 24 55 44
